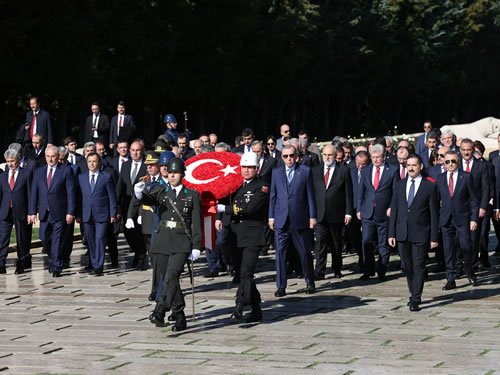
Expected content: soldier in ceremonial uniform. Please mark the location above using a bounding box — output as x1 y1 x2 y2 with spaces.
216 153 269 323
134 157 202 332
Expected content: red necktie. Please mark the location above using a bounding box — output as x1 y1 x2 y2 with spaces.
324 166 330 187
30 112 36 139
448 172 454 197
373 166 381 190
9 171 15 191
400 167 406 179
465 160 470 173
47 167 53 188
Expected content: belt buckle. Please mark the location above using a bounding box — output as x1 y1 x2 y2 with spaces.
166 221 176 229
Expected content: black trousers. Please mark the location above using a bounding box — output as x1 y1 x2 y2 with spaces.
106 222 119 264
0 211 32 267
315 222 343 275
346 215 363 272
441 220 473 281
233 246 261 307
398 241 427 304
157 252 189 313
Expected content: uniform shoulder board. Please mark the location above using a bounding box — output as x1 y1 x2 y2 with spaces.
261 185 269 193
426 176 436 184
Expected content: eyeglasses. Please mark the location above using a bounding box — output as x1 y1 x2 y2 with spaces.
444 160 458 165
437 154 445 158
283 130 290 133
267 142 275 145
282 154 295 159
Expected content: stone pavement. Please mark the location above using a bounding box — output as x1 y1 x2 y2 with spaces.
1 237 500 374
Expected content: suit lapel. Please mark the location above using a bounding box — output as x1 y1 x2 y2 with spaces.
326 165 339 191
453 172 464 197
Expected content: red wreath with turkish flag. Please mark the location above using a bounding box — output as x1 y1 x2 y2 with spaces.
183 151 243 250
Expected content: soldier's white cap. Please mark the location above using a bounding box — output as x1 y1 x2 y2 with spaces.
240 152 259 167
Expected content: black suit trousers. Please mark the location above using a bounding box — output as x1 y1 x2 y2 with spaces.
0 211 32 265
315 222 343 275
398 241 427 304
441 219 473 281
157 252 189 313
233 246 261 306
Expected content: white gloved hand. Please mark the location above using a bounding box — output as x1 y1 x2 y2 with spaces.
216 204 226 213
134 181 146 199
137 215 142 225
125 218 135 229
188 249 201 261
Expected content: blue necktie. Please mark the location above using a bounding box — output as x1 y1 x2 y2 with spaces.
287 168 293 184
90 174 96 193
407 178 415 207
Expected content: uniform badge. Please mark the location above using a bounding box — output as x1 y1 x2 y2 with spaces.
261 186 269 193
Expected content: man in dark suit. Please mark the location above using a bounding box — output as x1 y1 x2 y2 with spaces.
299 139 320 167
8 143 37 175
459 139 491 270
420 132 439 170
63 136 84 166
85 102 110 146
266 135 282 161
416 121 433 155
109 101 136 152
140 158 202 332
29 146 76 277
389 154 439 311
75 142 97 175
117 140 148 268
24 134 47 168
0 149 33 274
25 97 53 145
252 140 275 184
216 153 269 323
312 144 353 279
269 144 317 296
437 150 479 290
110 140 129 174
95 141 111 168
357 144 399 281
233 128 255 154
77 153 117 275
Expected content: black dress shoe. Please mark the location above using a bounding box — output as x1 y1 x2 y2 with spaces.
171 311 187 332
230 304 244 323
333 271 343 278
167 312 177 322
15 267 25 275
204 271 219 278
377 273 386 282
0 266 6 274
84 264 93 272
149 304 167 325
274 288 286 297
94 268 104 276
467 274 478 286
314 273 325 281
52 271 62 278
148 292 156 301
456 269 464 279
246 305 263 323
62 260 70 269
442 280 456 290
409 302 421 312
359 273 370 280
298 285 316 294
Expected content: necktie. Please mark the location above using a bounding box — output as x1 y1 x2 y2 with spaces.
47 167 53 188
357 170 361 184
151 176 156 183
131 162 139 182
70 154 74 164
9 171 15 191
90 174 96 193
118 115 123 136
400 167 406 180
30 112 36 139
373 166 381 190
93 115 98 127
324 166 330 187
448 172 454 197
465 160 471 173
407 179 415 207
287 168 293 184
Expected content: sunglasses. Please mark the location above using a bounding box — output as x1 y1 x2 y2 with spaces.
267 142 275 145
444 160 458 165
437 154 445 158
283 130 290 133
282 154 295 159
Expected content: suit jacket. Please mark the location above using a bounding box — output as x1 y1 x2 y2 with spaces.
460 159 490 210
436 169 479 226
233 144 252 154
67 152 84 167
428 164 447 180
299 151 320 167
488 149 499 165
29 164 76 222
19 157 37 174
116 159 147 212
85 113 110 144
109 114 136 146
349 164 363 212
357 163 398 221
25 146 47 167
25 109 53 144
312 163 353 224
257 155 276 184
227 178 269 247
77 171 117 223
416 133 427 155
0 168 32 220
389 177 439 243
269 163 316 229
420 148 433 169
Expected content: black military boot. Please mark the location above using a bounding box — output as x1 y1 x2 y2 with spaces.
149 304 167 325
171 310 187 332
230 303 244 323
246 304 262 323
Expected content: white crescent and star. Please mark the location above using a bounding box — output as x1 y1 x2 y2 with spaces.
184 159 239 185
